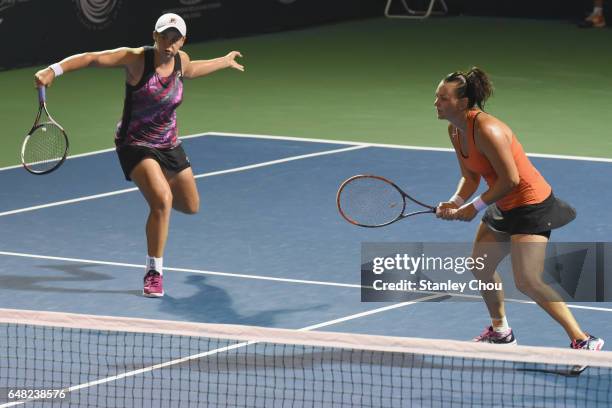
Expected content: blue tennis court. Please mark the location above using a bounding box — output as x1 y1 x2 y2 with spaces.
1 133 611 406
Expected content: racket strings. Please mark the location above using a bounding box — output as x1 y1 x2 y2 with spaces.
338 177 405 227
23 123 67 173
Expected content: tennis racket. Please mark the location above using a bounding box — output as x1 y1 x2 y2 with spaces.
21 86 69 175
337 175 437 228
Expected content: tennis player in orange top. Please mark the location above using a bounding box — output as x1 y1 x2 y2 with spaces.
435 67 604 351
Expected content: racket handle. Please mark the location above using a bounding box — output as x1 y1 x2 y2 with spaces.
38 86 46 103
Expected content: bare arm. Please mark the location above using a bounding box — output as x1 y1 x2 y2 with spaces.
180 50 244 79
449 126 481 201
437 125 481 218
34 47 142 87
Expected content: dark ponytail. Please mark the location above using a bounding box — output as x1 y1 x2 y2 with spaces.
444 67 493 110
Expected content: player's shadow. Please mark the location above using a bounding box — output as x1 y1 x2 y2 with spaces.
160 274 328 327
0 263 141 296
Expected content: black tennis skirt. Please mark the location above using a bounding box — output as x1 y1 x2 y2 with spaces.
481 192 576 236
116 143 191 181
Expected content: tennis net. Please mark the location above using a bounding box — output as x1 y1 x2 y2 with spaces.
1 308 611 407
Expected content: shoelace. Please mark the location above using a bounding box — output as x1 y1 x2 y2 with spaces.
474 327 494 341
571 338 589 349
145 274 161 287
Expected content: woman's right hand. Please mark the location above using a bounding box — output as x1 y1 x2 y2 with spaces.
34 67 55 88
436 201 459 220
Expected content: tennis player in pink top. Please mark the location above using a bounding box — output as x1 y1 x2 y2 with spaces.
35 13 244 297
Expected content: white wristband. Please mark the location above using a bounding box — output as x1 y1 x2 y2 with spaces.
470 195 488 212
449 194 464 206
49 63 63 77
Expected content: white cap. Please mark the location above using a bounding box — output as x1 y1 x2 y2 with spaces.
155 13 187 37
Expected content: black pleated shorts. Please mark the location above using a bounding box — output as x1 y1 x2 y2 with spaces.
481 192 576 239
116 143 191 181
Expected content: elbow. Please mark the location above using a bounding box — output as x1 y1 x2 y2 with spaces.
84 52 97 67
466 175 480 189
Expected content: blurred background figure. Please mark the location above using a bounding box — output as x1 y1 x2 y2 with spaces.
578 0 606 28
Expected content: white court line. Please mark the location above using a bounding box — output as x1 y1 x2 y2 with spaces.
0 146 118 172
0 296 442 407
0 251 361 290
0 144 367 218
207 131 612 163
2 130 611 173
1 250 610 313
0 187 139 218
0 131 214 171
208 131 453 152
296 298 443 331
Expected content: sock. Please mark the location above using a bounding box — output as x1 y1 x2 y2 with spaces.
491 316 509 333
146 256 163 276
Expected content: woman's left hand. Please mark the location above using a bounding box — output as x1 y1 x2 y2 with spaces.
436 202 458 220
225 51 244 71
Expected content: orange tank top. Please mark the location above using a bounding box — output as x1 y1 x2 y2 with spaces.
453 110 551 211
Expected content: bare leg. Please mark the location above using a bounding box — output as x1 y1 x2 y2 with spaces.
131 159 173 258
510 234 587 341
164 166 200 214
471 223 511 321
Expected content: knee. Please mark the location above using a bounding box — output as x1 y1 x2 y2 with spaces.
185 199 200 215
514 277 544 297
470 255 494 279
150 190 174 214
180 196 200 215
